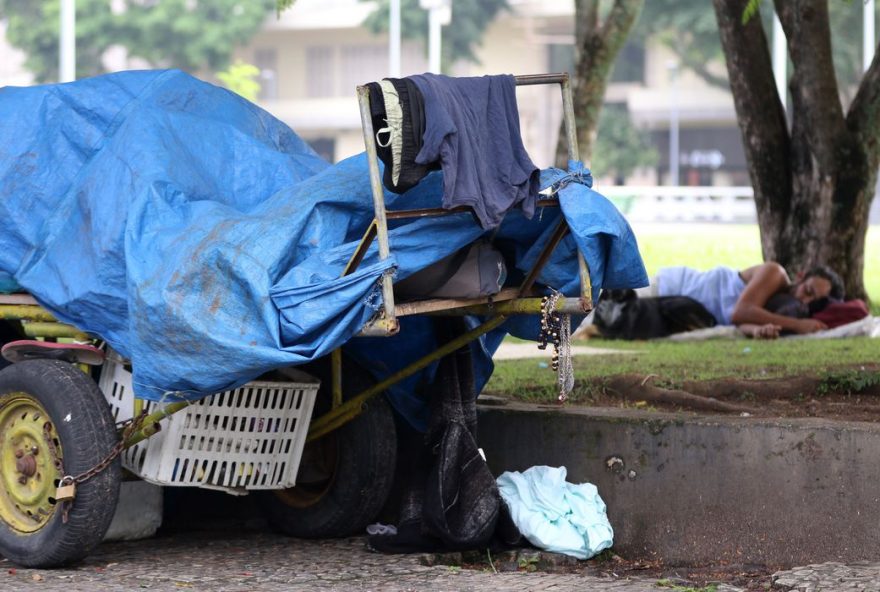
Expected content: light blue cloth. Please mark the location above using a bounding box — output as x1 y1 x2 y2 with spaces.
656 265 745 325
496 466 613 559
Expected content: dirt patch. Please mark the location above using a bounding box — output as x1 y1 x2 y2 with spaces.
429 548 777 590
589 554 776 591
547 364 880 423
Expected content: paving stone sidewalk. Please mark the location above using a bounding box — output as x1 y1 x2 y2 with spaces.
3 532 878 591
0 533 726 592
772 562 880 591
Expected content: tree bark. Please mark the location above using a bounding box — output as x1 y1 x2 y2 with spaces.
714 0 877 300
713 0 791 260
555 0 643 167
843 35 880 300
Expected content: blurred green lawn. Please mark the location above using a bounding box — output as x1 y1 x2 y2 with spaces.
486 338 880 403
632 223 879 310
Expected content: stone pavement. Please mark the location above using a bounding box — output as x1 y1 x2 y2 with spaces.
0 532 727 592
3 532 880 591
771 562 880 591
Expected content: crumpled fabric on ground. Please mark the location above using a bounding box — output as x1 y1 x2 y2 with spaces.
496 465 613 559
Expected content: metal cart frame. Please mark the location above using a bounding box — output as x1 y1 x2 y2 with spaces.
0 71 598 568
0 72 591 453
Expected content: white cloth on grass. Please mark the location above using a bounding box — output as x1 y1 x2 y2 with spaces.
666 316 880 341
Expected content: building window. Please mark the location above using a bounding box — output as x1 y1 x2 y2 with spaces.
254 48 278 101
611 42 645 84
548 44 574 75
306 47 335 98
340 45 387 95
400 41 428 75
304 43 419 99
548 42 645 84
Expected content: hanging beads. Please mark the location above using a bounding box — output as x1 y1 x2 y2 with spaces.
538 290 574 402
538 292 563 355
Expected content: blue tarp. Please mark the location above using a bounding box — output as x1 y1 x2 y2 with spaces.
0 70 647 429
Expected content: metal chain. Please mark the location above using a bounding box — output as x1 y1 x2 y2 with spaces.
43 410 148 523
538 290 574 402
557 313 574 402
72 410 148 485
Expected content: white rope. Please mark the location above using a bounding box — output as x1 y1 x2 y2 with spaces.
557 312 573 402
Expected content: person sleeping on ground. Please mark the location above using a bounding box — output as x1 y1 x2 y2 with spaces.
650 263 843 338
579 262 845 340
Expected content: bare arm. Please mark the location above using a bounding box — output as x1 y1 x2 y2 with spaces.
730 262 827 334
738 323 781 339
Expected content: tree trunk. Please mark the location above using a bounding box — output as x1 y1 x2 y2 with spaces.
555 0 643 167
714 0 878 300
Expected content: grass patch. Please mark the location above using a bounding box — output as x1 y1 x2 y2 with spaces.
817 368 880 396
485 337 880 403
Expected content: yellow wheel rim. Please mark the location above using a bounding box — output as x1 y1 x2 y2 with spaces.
0 392 63 533
273 434 338 509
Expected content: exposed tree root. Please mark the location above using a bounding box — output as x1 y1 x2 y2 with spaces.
604 374 756 413
680 376 822 400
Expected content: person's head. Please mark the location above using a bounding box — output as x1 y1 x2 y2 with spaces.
793 265 844 304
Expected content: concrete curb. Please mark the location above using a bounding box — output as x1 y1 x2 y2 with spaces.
477 401 880 566
104 481 163 541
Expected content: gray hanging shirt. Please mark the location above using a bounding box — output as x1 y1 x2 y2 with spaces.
409 73 540 230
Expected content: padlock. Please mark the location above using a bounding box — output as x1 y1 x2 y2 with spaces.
55 482 76 503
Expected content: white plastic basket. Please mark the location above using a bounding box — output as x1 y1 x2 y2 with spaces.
99 353 319 494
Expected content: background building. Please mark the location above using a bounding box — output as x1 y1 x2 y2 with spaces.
1 0 875 225
0 0 754 184
228 0 746 186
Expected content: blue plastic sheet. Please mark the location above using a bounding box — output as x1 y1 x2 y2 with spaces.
0 70 647 428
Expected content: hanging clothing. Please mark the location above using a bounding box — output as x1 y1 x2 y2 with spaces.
368 318 514 554
409 73 540 229
366 78 439 194
377 80 404 187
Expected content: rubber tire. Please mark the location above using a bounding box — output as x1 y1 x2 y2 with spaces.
0 360 121 568
256 358 397 538
0 321 25 371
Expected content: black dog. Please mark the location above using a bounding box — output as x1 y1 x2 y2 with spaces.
593 289 717 340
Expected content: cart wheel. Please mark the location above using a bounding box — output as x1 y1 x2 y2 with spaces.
0 321 25 371
256 358 396 538
0 360 121 568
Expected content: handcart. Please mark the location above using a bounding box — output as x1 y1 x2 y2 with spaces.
0 73 593 568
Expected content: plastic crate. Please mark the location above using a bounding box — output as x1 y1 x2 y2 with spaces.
99 353 319 494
